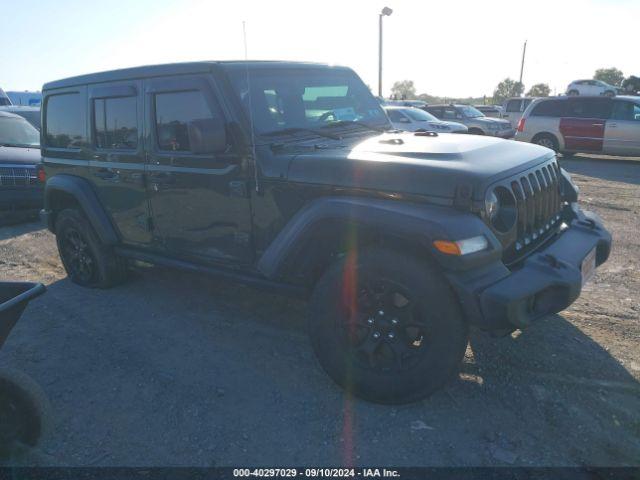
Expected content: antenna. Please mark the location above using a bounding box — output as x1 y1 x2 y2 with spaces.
243 21 260 193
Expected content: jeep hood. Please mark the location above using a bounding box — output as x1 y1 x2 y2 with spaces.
287 132 554 201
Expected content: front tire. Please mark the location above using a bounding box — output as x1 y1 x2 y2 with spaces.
55 208 127 288
468 128 484 135
308 247 469 404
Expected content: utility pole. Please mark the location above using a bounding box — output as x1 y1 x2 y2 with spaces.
378 7 393 98
519 40 527 95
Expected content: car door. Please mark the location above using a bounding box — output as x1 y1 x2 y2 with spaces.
144 75 254 264
559 97 611 152
88 81 152 246
604 99 640 155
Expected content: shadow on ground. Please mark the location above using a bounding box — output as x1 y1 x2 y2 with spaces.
562 156 640 185
2 266 639 467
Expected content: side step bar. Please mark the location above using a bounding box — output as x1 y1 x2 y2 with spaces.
114 247 308 299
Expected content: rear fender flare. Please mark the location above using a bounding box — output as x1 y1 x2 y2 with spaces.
43 174 119 245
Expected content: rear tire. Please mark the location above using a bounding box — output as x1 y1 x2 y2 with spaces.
533 133 559 152
468 128 484 135
604 90 615 97
567 90 579 96
308 247 469 404
55 208 127 288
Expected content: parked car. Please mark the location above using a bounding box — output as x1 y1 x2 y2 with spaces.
384 106 467 133
515 95 640 156
0 106 41 130
40 61 610 404
384 99 427 108
0 111 43 220
0 89 11 107
501 97 536 128
424 104 514 137
6 91 42 107
473 105 503 118
566 79 617 97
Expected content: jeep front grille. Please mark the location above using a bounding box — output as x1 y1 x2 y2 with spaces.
504 160 563 263
0 165 38 187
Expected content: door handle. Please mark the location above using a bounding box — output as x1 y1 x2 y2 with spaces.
149 171 174 187
94 168 118 180
608 123 617 128
591 123 604 127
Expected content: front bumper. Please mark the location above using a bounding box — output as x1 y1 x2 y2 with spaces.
492 128 516 139
447 206 611 331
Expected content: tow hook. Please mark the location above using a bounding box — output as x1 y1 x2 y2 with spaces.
578 218 597 229
542 254 562 269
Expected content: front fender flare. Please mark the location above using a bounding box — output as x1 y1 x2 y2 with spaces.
257 196 501 280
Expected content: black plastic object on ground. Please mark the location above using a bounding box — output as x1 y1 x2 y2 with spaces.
0 281 48 458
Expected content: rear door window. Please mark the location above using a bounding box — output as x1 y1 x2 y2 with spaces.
442 107 458 120
530 100 566 117
567 98 612 119
45 92 87 148
426 107 442 118
94 96 138 150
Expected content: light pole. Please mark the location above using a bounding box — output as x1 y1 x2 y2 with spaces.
519 40 527 95
378 6 393 98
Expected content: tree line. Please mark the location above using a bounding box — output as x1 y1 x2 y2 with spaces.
389 67 637 105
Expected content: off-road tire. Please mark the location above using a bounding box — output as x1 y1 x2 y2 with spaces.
55 208 127 288
0 369 51 458
308 247 469 404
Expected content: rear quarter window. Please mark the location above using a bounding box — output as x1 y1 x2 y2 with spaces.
45 92 87 148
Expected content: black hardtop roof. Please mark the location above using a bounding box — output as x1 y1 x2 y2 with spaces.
43 60 349 91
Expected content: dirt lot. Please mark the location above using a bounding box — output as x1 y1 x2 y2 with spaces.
0 156 638 467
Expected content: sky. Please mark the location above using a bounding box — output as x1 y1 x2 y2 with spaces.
1 0 637 98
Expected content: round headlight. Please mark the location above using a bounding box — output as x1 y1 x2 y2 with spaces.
485 187 517 233
485 190 499 221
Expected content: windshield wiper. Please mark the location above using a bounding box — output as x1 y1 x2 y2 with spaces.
321 120 387 133
260 127 341 140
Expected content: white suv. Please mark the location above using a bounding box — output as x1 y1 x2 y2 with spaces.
566 79 617 97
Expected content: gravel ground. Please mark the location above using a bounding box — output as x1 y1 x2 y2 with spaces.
0 156 638 467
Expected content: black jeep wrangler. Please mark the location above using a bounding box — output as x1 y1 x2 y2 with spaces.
40 61 611 404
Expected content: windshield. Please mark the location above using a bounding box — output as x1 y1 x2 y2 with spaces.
0 115 40 147
403 108 438 122
226 67 390 137
458 105 485 118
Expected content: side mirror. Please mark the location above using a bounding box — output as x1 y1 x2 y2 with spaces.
188 117 227 154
